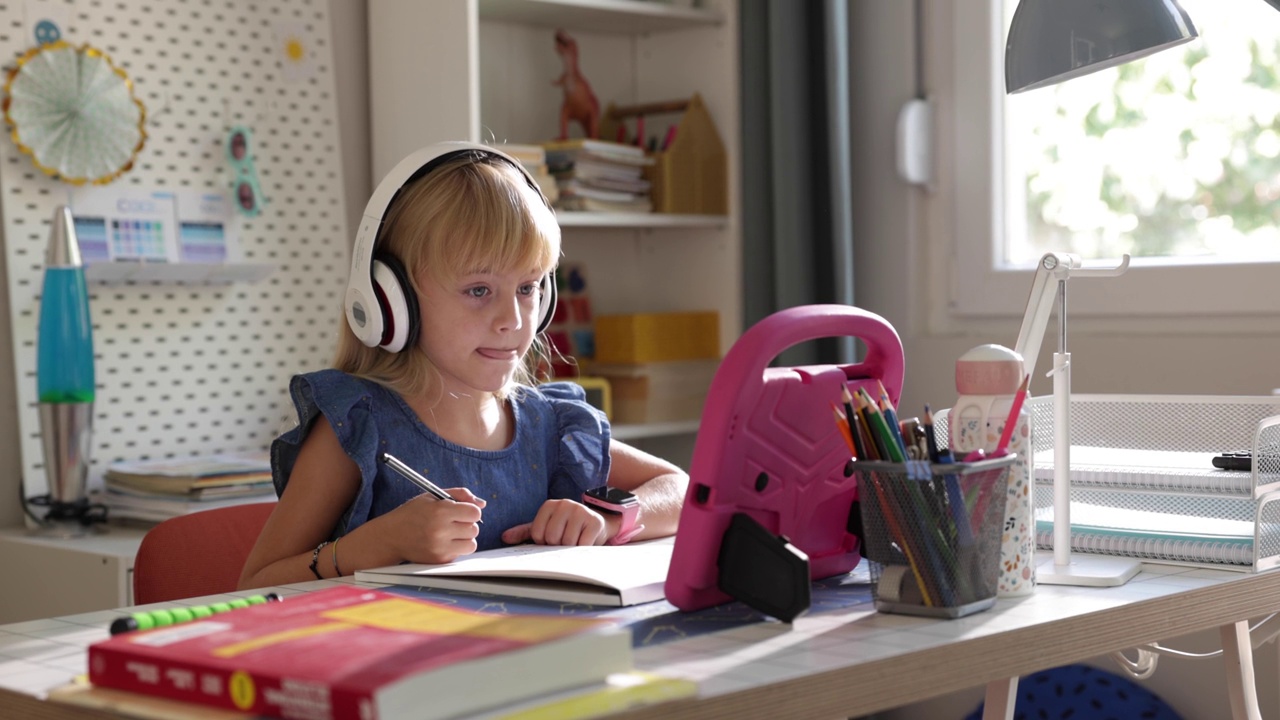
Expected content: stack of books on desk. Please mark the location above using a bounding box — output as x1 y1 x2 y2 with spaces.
543 138 654 213
99 453 276 523
65 585 696 720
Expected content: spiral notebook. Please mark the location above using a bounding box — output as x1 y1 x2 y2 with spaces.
1034 503 1256 567
1033 446 1251 494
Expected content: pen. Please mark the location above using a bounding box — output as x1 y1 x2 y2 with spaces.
110 593 281 635
380 452 454 502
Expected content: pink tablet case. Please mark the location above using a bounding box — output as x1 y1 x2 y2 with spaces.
664 304 904 618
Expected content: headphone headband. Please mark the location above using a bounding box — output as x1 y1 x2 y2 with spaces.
343 141 556 352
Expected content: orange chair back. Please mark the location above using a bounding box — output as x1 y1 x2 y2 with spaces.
132 502 276 605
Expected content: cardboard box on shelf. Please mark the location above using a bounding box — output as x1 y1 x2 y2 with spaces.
589 359 719 425
593 311 719 364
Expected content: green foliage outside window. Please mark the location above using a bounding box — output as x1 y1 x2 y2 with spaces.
1011 2 1280 265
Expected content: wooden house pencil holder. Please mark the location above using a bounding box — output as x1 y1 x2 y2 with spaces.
600 93 727 215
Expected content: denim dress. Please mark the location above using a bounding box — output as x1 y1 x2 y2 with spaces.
271 369 612 550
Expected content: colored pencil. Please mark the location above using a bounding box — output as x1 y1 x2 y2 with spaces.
867 472 936 607
994 374 1031 457
860 388 905 463
831 403 857 457
921 405 942 463
876 380 909 455
854 390 887 461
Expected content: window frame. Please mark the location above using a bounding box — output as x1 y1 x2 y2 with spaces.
937 0 1280 322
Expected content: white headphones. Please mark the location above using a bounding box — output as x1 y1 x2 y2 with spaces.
343 141 558 353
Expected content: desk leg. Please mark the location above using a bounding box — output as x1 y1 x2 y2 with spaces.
982 677 1017 720
1221 620 1262 720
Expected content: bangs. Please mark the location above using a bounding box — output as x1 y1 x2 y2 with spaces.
446 173 560 277
382 154 560 286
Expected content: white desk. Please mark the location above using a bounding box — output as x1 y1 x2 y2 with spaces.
0 562 1274 720
0 525 146 624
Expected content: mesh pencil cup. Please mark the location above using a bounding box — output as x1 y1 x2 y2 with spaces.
855 456 1015 618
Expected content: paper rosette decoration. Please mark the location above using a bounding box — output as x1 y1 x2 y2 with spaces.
3 41 147 185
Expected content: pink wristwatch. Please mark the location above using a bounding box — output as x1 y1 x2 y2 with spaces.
583 486 644 545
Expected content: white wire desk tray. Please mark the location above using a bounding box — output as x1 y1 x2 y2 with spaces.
940 395 1280 572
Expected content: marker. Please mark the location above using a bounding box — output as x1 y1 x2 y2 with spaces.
110 593 281 635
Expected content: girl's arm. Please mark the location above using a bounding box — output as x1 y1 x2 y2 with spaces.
602 439 688 541
237 420 484 590
499 439 688 546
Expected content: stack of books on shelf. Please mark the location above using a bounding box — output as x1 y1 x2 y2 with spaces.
494 142 560 205
97 453 275 523
543 138 654 213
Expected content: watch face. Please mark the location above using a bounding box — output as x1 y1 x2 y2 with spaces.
586 486 637 505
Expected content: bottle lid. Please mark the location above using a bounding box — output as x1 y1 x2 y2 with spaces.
955 344 1024 395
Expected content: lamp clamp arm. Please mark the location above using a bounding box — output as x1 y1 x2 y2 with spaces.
1012 253 1130 380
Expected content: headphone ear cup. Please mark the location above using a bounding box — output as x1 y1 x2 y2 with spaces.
536 272 558 334
371 255 420 353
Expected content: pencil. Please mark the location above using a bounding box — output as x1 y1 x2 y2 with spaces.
925 406 975 547
866 472 936 607
851 392 880 460
860 388 905 463
854 391 886 460
831 403 857 457
921 405 941 463
380 452 454 502
876 380 908 456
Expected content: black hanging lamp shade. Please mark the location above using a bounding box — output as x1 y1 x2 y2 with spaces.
1005 0 1198 93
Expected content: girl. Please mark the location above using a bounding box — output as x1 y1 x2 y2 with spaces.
239 143 688 589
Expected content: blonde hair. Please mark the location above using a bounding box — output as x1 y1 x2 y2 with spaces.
333 150 561 399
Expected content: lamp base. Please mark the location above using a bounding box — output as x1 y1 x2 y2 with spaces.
27 497 107 537
1037 554 1141 587
30 517 104 539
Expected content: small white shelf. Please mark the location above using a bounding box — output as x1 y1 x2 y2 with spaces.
612 419 700 440
85 262 275 285
556 212 727 229
479 0 723 34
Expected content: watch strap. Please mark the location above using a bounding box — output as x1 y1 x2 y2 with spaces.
583 490 644 545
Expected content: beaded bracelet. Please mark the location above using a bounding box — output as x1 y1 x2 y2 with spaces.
308 540 330 580
331 537 343 577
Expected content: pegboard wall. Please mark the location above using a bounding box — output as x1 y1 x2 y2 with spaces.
2 0 351 501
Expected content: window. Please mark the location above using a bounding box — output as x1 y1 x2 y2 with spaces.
939 0 1280 319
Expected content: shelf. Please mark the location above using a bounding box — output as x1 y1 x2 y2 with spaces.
479 0 723 34
611 419 700 440
556 212 727 229
85 262 275 285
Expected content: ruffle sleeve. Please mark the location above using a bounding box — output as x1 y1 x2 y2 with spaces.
270 369 383 533
538 381 612 498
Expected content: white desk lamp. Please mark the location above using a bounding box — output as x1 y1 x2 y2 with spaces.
1014 252 1139 586
1004 0 1280 584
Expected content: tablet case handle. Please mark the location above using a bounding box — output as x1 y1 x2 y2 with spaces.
665 304 905 620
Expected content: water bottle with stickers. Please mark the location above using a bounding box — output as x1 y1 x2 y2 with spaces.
949 344 1034 597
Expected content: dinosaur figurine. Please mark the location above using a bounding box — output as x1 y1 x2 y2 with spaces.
552 28 600 140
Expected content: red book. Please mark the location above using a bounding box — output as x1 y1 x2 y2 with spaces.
87 586 632 720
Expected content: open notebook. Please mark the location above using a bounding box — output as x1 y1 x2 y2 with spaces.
354 537 674 607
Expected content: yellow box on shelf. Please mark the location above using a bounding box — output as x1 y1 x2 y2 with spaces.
588 360 719 425
593 311 719 364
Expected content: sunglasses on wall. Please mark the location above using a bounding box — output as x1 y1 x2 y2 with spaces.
225 125 264 217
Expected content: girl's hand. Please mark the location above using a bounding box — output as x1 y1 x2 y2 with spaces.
501 499 611 546
382 488 486 564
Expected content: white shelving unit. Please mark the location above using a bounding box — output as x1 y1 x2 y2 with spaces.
369 0 742 449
